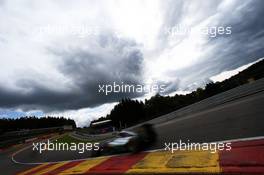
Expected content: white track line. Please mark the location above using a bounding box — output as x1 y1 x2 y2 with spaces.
12 135 264 165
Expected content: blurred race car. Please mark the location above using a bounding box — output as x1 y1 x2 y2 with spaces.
92 124 157 157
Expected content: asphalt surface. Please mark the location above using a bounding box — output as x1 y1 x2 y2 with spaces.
153 90 264 148
2 90 264 175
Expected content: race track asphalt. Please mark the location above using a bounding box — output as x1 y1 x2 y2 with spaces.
2 90 264 175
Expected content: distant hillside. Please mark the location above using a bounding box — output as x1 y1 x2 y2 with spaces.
92 59 264 129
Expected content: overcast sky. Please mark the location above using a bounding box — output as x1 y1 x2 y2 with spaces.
1 0 264 127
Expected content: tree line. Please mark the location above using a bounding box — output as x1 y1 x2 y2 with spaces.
0 116 76 134
92 59 264 129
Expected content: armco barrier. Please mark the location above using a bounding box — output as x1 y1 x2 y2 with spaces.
16 137 264 175
70 131 118 141
129 78 264 129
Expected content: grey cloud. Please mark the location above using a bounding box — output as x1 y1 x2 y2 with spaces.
157 0 222 50
0 79 78 111
162 0 264 92
56 35 145 109
199 0 264 75
0 35 144 111
155 79 180 95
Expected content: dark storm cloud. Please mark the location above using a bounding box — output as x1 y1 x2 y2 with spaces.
203 0 264 68
0 35 144 111
54 35 145 108
164 0 264 91
0 80 78 111
157 0 222 50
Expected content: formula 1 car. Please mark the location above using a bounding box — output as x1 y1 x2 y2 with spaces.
92 124 157 157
